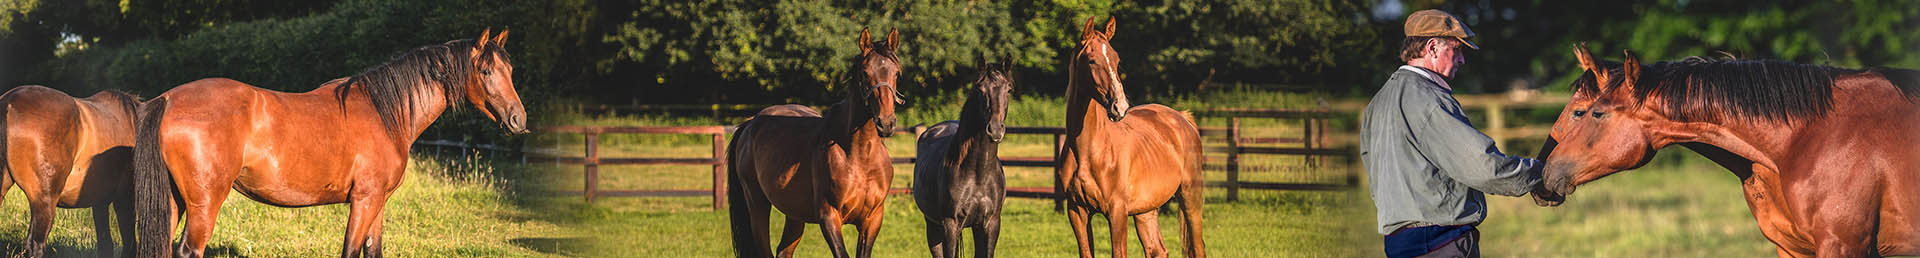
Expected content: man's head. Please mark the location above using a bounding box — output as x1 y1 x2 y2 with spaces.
1401 9 1477 78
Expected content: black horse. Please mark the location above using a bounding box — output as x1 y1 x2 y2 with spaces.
913 58 1014 258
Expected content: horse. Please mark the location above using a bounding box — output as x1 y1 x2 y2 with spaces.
130 28 526 258
0 86 141 257
1536 44 1920 257
1056 17 1205 258
912 56 1014 258
725 27 903 258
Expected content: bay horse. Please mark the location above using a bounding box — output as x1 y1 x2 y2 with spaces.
0 86 141 257
912 56 1014 258
131 29 527 258
1537 44 1920 257
1056 17 1205 258
725 27 902 258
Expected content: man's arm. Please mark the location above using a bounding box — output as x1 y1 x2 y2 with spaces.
1407 91 1543 196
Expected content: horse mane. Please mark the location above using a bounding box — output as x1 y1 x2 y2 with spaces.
1575 56 1887 123
334 38 507 134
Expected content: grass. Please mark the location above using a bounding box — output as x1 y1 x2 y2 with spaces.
1349 148 1777 257
529 86 1376 257
0 152 580 257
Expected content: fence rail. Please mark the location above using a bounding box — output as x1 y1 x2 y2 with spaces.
532 92 1569 209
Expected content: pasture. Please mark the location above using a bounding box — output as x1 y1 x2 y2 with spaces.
532 88 1376 257
0 153 580 257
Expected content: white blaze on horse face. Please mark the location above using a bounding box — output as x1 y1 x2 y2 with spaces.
1100 43 1130 113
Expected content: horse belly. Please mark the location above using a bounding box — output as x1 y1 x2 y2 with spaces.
55 145 134 207
231 160 353 207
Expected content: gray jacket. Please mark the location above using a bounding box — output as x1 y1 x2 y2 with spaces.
1361 67 1542 235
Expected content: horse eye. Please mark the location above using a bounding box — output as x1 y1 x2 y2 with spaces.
1592 111 1607 118
1572 110 1586 117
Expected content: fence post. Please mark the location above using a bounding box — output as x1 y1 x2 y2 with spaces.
1488 101 1507 151
584 132 600 203
712 132 728 210
1227 117 1242 202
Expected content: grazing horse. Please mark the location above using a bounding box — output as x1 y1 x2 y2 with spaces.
913 57 1014 258
726 28 903 258
0 86 141 257
132 29 527 258
1537 44 1920 257
1056 17 1205 258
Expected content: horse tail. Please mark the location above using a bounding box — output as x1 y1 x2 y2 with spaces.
1174 109 1207 258
0 95 10 205
723 119 761 257
133 97 174 257
1871 67 1920 100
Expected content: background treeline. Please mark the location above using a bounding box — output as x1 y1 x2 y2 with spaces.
0 0 1915 141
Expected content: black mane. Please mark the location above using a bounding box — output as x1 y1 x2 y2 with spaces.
335 39 505 133
1573 57 1906 123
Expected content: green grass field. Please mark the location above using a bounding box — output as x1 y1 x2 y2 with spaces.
531 88 1789 257
0 153 580 257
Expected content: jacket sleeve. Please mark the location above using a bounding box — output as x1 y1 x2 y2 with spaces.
1405 89 1542 196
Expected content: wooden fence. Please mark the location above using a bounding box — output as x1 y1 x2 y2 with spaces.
528 92 1569 209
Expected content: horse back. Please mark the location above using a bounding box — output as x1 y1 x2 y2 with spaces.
912 121 961 212
729 112 830 220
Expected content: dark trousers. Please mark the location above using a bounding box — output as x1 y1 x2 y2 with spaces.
1384 225 1479 258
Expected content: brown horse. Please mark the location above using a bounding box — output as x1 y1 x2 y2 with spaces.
1056 17 1205 258
131 29 526 258
725 27 902 258
1538 44 1920 257
0 86 141 257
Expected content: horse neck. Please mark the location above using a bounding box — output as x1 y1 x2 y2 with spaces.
1064 80 1111 135
1641 96 1793 175
824 99 884 153
356 79 454 144
951 97 999 160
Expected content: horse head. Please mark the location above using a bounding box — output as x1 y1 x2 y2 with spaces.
462 28 529 135
852 27 903 137
972 54 1016 142
1537 44 1663 204
1072 16 1130 122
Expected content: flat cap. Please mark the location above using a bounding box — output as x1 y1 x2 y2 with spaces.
1405 9 1478 49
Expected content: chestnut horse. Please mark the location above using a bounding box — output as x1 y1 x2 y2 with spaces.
1537 45 1920 257
725 28 902 258
0 86 141 257
913 57 1014 258
1056 17 1205 258
132 29 526 258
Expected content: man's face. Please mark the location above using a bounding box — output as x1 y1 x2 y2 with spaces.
1426 38 1466 78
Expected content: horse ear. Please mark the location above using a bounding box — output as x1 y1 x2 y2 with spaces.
491 28 510 46
1103 16 1117 40
1620 50 1642 92
858 27 872 54
477 28 494 49
886 28 899 53
1083 17 1099 40
1572 42 1608 87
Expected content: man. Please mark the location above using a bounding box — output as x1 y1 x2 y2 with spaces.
1360 9 1548 258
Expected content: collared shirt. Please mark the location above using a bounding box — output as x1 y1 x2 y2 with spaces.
1399 65 1451 90
1361 68 1542 235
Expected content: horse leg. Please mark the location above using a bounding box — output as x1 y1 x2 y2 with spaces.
1066 205 1095 258
113 198 136 258
23 191 55 258
1131 212 1167 258
936 219 960 258
175 180 236 258
1106 209 1131 258
366 205 387 258
774 218 805 258
1177 187 1205 258
92 205 116 258
921 219 949 258
339 192 391 258
816 210 852 258
855 210 883 258
972 217 1000 258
